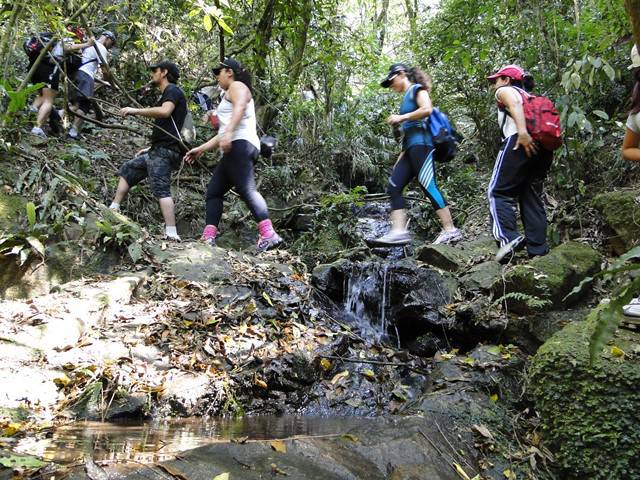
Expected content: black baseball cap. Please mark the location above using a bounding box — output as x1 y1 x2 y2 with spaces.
149 60 180 81
212 57 242 76
102 30 117 43
380 63 409 88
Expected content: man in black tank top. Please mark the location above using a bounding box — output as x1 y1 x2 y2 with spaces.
108 60 187 241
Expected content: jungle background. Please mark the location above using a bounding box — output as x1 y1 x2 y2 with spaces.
1 0 640 479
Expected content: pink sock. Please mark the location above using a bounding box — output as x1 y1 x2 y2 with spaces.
202 224 218 240
257 219 275 238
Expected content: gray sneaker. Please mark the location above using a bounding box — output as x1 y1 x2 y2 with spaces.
257 232 283 252
369 230 411 247
432 228 463 245
495 235 525 263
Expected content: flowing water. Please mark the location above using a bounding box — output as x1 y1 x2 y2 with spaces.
14 416 376 465
343 262 392 342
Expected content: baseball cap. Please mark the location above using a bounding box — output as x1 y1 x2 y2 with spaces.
102 30 117 43
487 64 525 81
629 44 640 70
149 60 180 81
381 63 409 88
213 57 242 76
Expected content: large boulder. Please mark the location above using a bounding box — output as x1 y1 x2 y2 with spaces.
416 236 496 272
0 192 26 233
529 312 640 479
499 242 601 314
592 190 640 255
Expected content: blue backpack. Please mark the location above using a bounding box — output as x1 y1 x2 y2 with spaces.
428 108 459 162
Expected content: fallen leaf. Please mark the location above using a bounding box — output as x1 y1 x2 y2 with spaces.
231 436 248 444
341 433 359 442
3 422 22 436
270 463 287 476
490 394 498 402
270 440 287 453
262 292 274 306
213 473 230 480
472 424 494 440
461 357 475 366
255 378 268 389
330 370 349 384
361 369 376 381
0 454 45 468
503 468 516 480
611 346 625 358
453 462 471 480
320 358 332 371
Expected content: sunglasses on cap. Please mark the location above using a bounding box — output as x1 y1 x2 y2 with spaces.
212 62 232 75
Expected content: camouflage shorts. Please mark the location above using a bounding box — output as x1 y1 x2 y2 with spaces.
118 146 181 198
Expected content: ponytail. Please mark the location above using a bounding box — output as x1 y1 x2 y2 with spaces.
631 68 640 115
408 67 432 92
233 68 253 93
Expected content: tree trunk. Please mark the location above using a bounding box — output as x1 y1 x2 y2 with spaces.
0 2 22 83
286 0 313 87
376 0 390 51
626 0 640 49
253 0 277 80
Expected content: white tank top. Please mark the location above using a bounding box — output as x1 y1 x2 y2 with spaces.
496 86 523 139
216 89 260 150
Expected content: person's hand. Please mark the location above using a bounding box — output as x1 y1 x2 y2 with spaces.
120 107 137 117
387 114 404 125
220 133 232 153
514 131 538 157
135 147 150 157
184 147 204 164
86 38 96 46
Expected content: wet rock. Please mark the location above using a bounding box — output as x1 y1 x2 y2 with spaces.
115 416 472 480
593 190 640 255
105 393 147 419
500 241 601 314
311 259 349 301
529 310 640 479
161 371 220 417
406 332 444 357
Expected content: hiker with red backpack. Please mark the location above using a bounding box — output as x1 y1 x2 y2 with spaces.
487 64 561 263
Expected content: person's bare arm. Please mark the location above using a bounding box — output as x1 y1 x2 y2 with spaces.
120 100 175 119
622 127 640 162
184 133 222 164
497 86 537 157
387 89 433 125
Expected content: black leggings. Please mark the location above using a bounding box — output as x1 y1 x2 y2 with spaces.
205 139 269 226
387 145 447 211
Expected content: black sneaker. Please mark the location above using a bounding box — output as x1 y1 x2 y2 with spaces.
495 235 525 264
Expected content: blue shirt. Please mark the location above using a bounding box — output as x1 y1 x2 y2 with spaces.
399 84 432 150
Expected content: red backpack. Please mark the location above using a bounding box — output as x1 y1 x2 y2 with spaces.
500 86 563 151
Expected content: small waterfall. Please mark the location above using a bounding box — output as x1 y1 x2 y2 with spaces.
343 263 391 342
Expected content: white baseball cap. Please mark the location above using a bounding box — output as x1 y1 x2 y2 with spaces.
630 44 640 70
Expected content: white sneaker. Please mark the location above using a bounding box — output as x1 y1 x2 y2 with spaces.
623 297 640 318
30 126 47 138
495 235 526 263
368 230 412 246
432 228 463 245
68 127 79 139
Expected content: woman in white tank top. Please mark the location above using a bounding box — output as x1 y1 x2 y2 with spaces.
184 58 282 252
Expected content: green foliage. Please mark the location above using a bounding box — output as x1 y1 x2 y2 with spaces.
0 201 48 266
492 291 552 311
95 218 139 252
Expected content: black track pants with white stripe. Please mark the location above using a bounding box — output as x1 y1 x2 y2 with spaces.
487 134 553 256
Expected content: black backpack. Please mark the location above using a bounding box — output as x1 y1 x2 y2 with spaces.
23 33 54 62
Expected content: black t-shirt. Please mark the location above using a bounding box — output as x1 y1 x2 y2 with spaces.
150 83 187 150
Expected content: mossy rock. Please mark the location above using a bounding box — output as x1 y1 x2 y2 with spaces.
0 192 26 233
529 313 640 479
500 242 601 314
592 190 640 255
416 236 496 272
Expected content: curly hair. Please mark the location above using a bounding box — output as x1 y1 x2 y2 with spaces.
407 67 432 92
